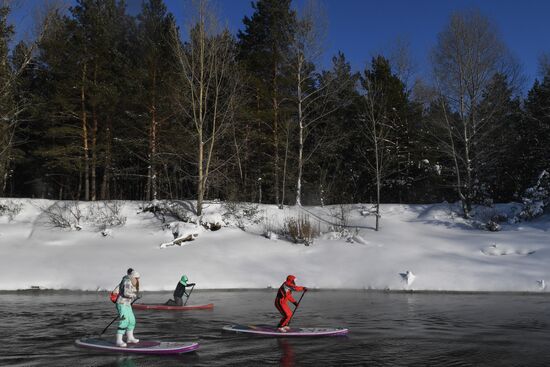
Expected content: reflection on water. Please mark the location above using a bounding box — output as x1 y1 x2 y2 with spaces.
113 358 136 367
1 290 550 366
279 339 294 367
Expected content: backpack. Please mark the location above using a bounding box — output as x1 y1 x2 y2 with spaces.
109 285 119 303
109 277 126 303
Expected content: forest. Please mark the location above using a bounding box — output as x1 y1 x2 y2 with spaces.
0 0 549 219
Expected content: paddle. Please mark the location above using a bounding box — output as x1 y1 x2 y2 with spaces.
184 284 196 306
100 296 140 336
287 288 307 327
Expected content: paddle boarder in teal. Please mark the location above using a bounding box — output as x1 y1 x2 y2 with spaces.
115 270 140 347
275 275 307 332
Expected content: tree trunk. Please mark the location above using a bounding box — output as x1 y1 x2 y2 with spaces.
272 58 280 207
80 63 90 201
100 117 112 200
281 122 290 207
373 117 381 231
91 62 99 201
146 67 158 201
197 137 204 216
463 119 473 217
296 55 304 206
0 158 7 196
0 142 9 196
91 105 98 201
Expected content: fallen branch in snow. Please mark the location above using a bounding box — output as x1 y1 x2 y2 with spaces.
160 233 199 248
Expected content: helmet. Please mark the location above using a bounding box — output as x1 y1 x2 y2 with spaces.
180 275 188 285
285 275 296 284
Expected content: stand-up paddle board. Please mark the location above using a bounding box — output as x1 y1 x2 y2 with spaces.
132 303 214 311
223 324 348 337
75 338 199 355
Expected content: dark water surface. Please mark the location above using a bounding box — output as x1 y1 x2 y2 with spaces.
1 290 550 366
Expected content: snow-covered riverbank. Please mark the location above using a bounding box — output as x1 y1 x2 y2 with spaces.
0 199 548 292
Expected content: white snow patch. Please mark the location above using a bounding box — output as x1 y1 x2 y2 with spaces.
481 243 536 256
200 212 225 229
265 231 278 241
0 199 549 292
400 271 416 287
348 234 369 245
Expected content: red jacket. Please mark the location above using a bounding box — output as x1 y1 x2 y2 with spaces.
276 275 304 303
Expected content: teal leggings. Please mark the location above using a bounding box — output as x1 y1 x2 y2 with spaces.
116 303 136 335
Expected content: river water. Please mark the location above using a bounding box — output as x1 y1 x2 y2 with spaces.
1 290 550 366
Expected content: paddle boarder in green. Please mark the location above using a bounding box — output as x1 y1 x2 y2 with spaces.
165 275 196 306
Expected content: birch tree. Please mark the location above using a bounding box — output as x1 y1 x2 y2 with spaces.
358 56 412 230
171 0 240 216
359 69 394 231
431 10 520 217
290 0 350 206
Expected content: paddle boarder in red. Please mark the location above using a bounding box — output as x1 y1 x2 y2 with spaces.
275 275 307 332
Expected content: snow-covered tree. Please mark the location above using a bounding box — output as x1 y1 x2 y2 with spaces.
520 170 550 220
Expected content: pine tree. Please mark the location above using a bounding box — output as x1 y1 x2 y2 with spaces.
237 0 296 205
304 52 360 205
137 0 177 201
33 0 135 200
476 73 522 202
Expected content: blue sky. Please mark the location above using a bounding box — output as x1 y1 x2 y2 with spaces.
9 0 550 92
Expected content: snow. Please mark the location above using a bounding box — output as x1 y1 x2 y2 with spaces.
399 271 416 287
0 198 549 292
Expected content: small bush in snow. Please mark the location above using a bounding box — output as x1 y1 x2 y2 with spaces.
0 200 23 220
485 220 501 232
223 201 261 229
42 201 83 229
519 170 550 220
263 217 282 238
42 201 126 230
284 214 318 246
144 200 198 224
330 204 351 233
86 201 127 228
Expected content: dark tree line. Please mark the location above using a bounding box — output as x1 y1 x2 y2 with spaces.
0 0 549 216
